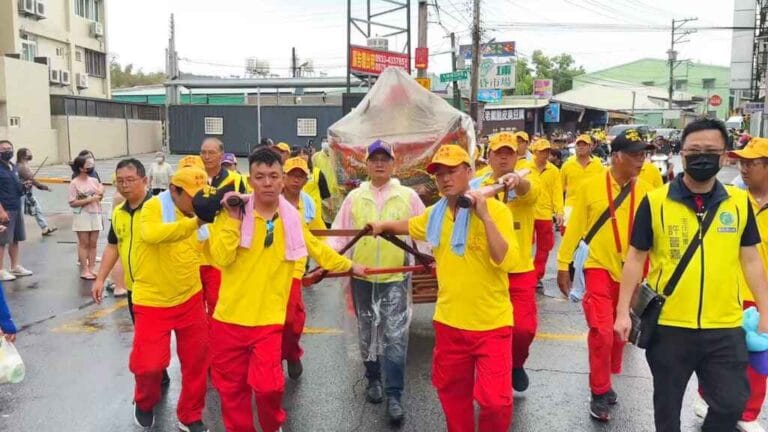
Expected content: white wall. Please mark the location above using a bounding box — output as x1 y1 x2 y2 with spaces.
52 115 162 162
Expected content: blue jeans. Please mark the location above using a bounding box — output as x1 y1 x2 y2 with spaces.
23 193 48 230
351 278 410 399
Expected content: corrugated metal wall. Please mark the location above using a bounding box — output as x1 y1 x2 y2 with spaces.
168 105 343 156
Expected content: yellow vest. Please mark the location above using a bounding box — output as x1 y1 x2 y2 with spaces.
303 166 323 212
349 180 416 283
647 184 749 329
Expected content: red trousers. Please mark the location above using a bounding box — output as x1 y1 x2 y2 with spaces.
199 265 221 318
509 271 538 368
282 278 305 362
699 300 767 422
583 269 625 395
533 219 555 281
211 320 285 432
432 321 513 432
129 292 209 424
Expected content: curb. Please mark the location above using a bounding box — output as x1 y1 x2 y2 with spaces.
37 177 113 186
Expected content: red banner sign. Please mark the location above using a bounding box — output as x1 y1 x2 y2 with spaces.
709 94 722 107
415 47 429 70
349 45 410 76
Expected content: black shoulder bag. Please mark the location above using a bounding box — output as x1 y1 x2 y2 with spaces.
629 205 719 348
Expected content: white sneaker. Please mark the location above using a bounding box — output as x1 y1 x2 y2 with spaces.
10 266 32 277
692 392 708 419
738 420 767 432
0 269 16 281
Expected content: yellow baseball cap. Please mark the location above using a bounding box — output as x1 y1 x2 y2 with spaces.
171 166 207 197
274 142 291 153
283 157 310 175
515 131 530 143
426 145 471 174
729 137 768 159
575 134 593 145
489 132 519 152
531 138 552 152
178 155 205 170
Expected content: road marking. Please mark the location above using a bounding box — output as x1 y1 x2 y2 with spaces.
303 327 344 335
536 332 587 341
52 300 128 333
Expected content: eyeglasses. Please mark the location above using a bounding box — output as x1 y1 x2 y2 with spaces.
116 177 141 186
739 159 768 169
264 215 278 248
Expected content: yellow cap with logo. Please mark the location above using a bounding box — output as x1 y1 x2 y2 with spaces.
274 142 291 153
178 155 205 170
426 145 471 174
515 131 530 143
171 166 207 196
531 138 552 152
489 132 519 152
728 137 768 159
283 157 310 175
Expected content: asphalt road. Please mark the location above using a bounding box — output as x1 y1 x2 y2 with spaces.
0 160 753 431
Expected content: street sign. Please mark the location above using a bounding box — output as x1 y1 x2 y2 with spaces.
349 45 410 76
415 47 429 70
478 89 503 103
709 94 722 107
440 70 469 83
415 77 431 91
479 59 515 90
745 102 765 113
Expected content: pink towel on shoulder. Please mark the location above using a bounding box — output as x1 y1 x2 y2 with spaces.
222 192 307 260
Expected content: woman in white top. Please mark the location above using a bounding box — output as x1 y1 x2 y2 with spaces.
148 152 173 195
68 155 103 280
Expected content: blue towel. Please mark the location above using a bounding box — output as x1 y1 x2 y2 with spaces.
426 197 470 256
159 190 210 241
300 191 316 224
744 307 768 352
0 281 16 335
569 240 590 302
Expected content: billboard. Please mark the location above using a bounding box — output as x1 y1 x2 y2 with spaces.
479 59 515 90
478 89 503 103
533 79 553 98
459 41 516 60
730 0 756 90
544 103 560 123
349 45 410 76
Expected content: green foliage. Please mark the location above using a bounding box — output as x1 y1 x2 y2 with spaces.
110 58 165 89
515 50 585 95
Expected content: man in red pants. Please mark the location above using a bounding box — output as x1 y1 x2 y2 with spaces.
472 132 540 392
130 166 210 432
371 144 520 432
530 139 564 288
208 148 366 432
557 129 653 421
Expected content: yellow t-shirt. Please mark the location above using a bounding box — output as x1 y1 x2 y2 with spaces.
408 199 518 331
133 197 203 307
561 156 605 209
557 171 653 282
533 162 564 221
742 195 768 302
639 160 664 190
210 211 351 327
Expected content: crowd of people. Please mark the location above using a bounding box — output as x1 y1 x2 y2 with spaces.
0 116 767 432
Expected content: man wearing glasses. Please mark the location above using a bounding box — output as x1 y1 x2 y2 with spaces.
329 140 425 425
209 148 365 432
615 119 768 432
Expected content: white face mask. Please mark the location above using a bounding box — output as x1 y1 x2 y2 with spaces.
321 141 330 152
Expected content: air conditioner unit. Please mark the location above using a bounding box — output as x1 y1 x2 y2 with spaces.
60 69 71 86
90 22 104 38
35 0 46 19
18 0 35 16
49 68 60 84
76 73 88 89
33 56 49 66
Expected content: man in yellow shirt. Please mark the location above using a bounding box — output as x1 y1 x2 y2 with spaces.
639 158 664 189
556 129 654 422
371 144 519 432
209 148 365 432
280 157 326 380
472 131 540 392
530 139 564 287
128 166 210 431
561 134 605 231
330 140 425 424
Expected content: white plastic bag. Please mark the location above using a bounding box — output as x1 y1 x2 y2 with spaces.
0 339 25 384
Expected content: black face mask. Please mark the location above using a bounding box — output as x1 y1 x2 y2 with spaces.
684 153 721 182
86 167 95 175
0 151 13 162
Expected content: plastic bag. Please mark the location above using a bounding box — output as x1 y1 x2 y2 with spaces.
0 339 24 384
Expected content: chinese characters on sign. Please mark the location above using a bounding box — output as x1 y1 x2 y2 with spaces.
484 109 525 122
533 79 553 98
415 47 429 70
479 59 515 90
349 45 410 76
459 41 516 60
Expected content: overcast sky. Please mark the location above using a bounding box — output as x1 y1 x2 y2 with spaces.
107 0 736 80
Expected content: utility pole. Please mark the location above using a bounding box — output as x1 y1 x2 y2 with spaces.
470 0 481 123
292 47 297 78
450 32 461 109
667 18 697 111
417 0 428 78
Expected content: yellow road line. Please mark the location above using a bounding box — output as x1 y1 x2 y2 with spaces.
303 327 344 335
52 300 128 333
536 332 587 341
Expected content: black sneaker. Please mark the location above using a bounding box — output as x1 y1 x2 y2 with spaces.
606 388 618 405
512 368 529 392
287 359 303 380
134 404 154 428
161 369 171 388
386 397 405 426
365 379 384 404
589 392 611 422
178 420 209 432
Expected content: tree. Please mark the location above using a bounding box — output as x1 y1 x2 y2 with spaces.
513 57 533 96
520 50 585 95
110 58 165 89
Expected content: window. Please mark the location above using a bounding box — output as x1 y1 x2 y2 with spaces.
20 32 37 61
674 79 688 91
84 49 105 77
9 117 21 128
204 117 224 135
702 78 716 90
75 50 82 62
74 0 100 21
297 118 317 137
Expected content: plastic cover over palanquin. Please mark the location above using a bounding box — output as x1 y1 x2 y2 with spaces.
327 67 476 204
